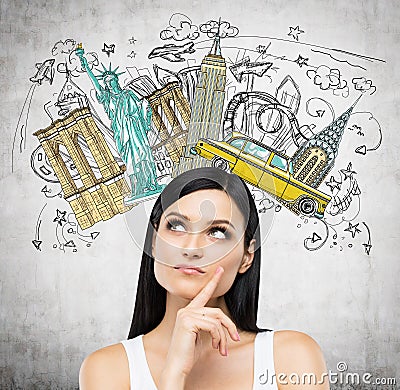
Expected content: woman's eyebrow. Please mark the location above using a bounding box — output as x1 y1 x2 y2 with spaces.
208 219 236 231
164 212 236 231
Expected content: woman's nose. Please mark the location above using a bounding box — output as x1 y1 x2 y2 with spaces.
181 233 204 260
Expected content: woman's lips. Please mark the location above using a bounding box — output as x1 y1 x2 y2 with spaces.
174 264 205 274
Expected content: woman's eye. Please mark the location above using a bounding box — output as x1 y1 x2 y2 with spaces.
168 221 186 232
208 228 228 239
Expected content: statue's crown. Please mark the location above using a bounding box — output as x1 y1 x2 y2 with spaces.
95 63 125 80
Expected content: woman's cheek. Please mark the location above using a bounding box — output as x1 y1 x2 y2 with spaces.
153 234 180 264
153 263 166 288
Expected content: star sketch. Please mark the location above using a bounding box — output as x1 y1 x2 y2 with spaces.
256 43 271 58
256 45 268 54
294 54 309 67
340 162 357 181
288 25 305 41
129 36 137 44
326 176 342 192
102 43 115 57
344 222 362 238
128 50 137 58
53 209 67 226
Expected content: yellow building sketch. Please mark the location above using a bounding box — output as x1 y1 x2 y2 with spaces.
146 81 191 163
291 103 355 188
33 107 132 230
173 31 226 176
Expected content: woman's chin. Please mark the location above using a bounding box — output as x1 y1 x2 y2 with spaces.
166 281 206 300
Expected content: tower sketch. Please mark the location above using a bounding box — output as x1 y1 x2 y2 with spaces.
275 75 301 115
292 99 359 188
56 72 89 117
33 107 132 230
173 25 226 176
153 64 201 108
146 81 191 163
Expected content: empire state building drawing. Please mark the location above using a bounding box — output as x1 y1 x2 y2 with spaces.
173 26 226 176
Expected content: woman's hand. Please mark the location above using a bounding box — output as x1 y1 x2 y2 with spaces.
159 266 240 388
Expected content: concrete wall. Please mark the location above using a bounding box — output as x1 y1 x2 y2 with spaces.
1 0 399 388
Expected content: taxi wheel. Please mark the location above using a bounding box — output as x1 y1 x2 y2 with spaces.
298 197 317 217
212 157 229 172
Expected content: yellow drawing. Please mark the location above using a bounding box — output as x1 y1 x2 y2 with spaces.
147 81 191 163
34 107 133 229
173 26 226 176
191 132 331 218
291 103 356 188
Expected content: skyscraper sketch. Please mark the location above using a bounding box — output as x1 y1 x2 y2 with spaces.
275 75 301 114
292 99 359 187
173 27 226 176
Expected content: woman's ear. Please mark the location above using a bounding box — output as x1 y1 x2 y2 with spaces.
238 239 256 274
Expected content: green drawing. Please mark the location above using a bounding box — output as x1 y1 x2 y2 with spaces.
75 44 163 204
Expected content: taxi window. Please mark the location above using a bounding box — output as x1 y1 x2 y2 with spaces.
229 138 245 150
271 154 288 171
244 141 271 161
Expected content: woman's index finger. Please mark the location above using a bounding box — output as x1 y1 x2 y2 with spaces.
187 266 224 308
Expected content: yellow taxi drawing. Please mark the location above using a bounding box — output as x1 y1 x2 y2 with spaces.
191 132 331 218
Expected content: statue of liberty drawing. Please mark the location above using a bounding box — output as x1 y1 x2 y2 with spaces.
75 43 163 204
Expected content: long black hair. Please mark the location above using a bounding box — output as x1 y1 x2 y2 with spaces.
128 167 271 339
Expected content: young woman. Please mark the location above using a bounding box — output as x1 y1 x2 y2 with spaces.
80 167 329 389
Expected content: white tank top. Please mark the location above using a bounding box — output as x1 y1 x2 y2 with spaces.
120 330 278 389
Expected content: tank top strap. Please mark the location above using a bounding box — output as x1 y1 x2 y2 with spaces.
120 335 158 390
121 331 277 390
253 330 278 390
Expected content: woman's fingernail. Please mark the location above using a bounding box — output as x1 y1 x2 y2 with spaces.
216 266 223 274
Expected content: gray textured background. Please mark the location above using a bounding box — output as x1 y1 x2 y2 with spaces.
1 0 399 389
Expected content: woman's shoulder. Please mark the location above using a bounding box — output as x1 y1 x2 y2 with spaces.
79 342 129 390
273 329 326 360
274 329 322 349
272 330 329 388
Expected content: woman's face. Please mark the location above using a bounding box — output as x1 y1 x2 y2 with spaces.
152 189 255 300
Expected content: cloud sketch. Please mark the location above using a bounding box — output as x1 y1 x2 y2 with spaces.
52 39 76 56
160 13 199 41
200 20 239 38
352 77 376 95
52 38 99 77
307 65 349 97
